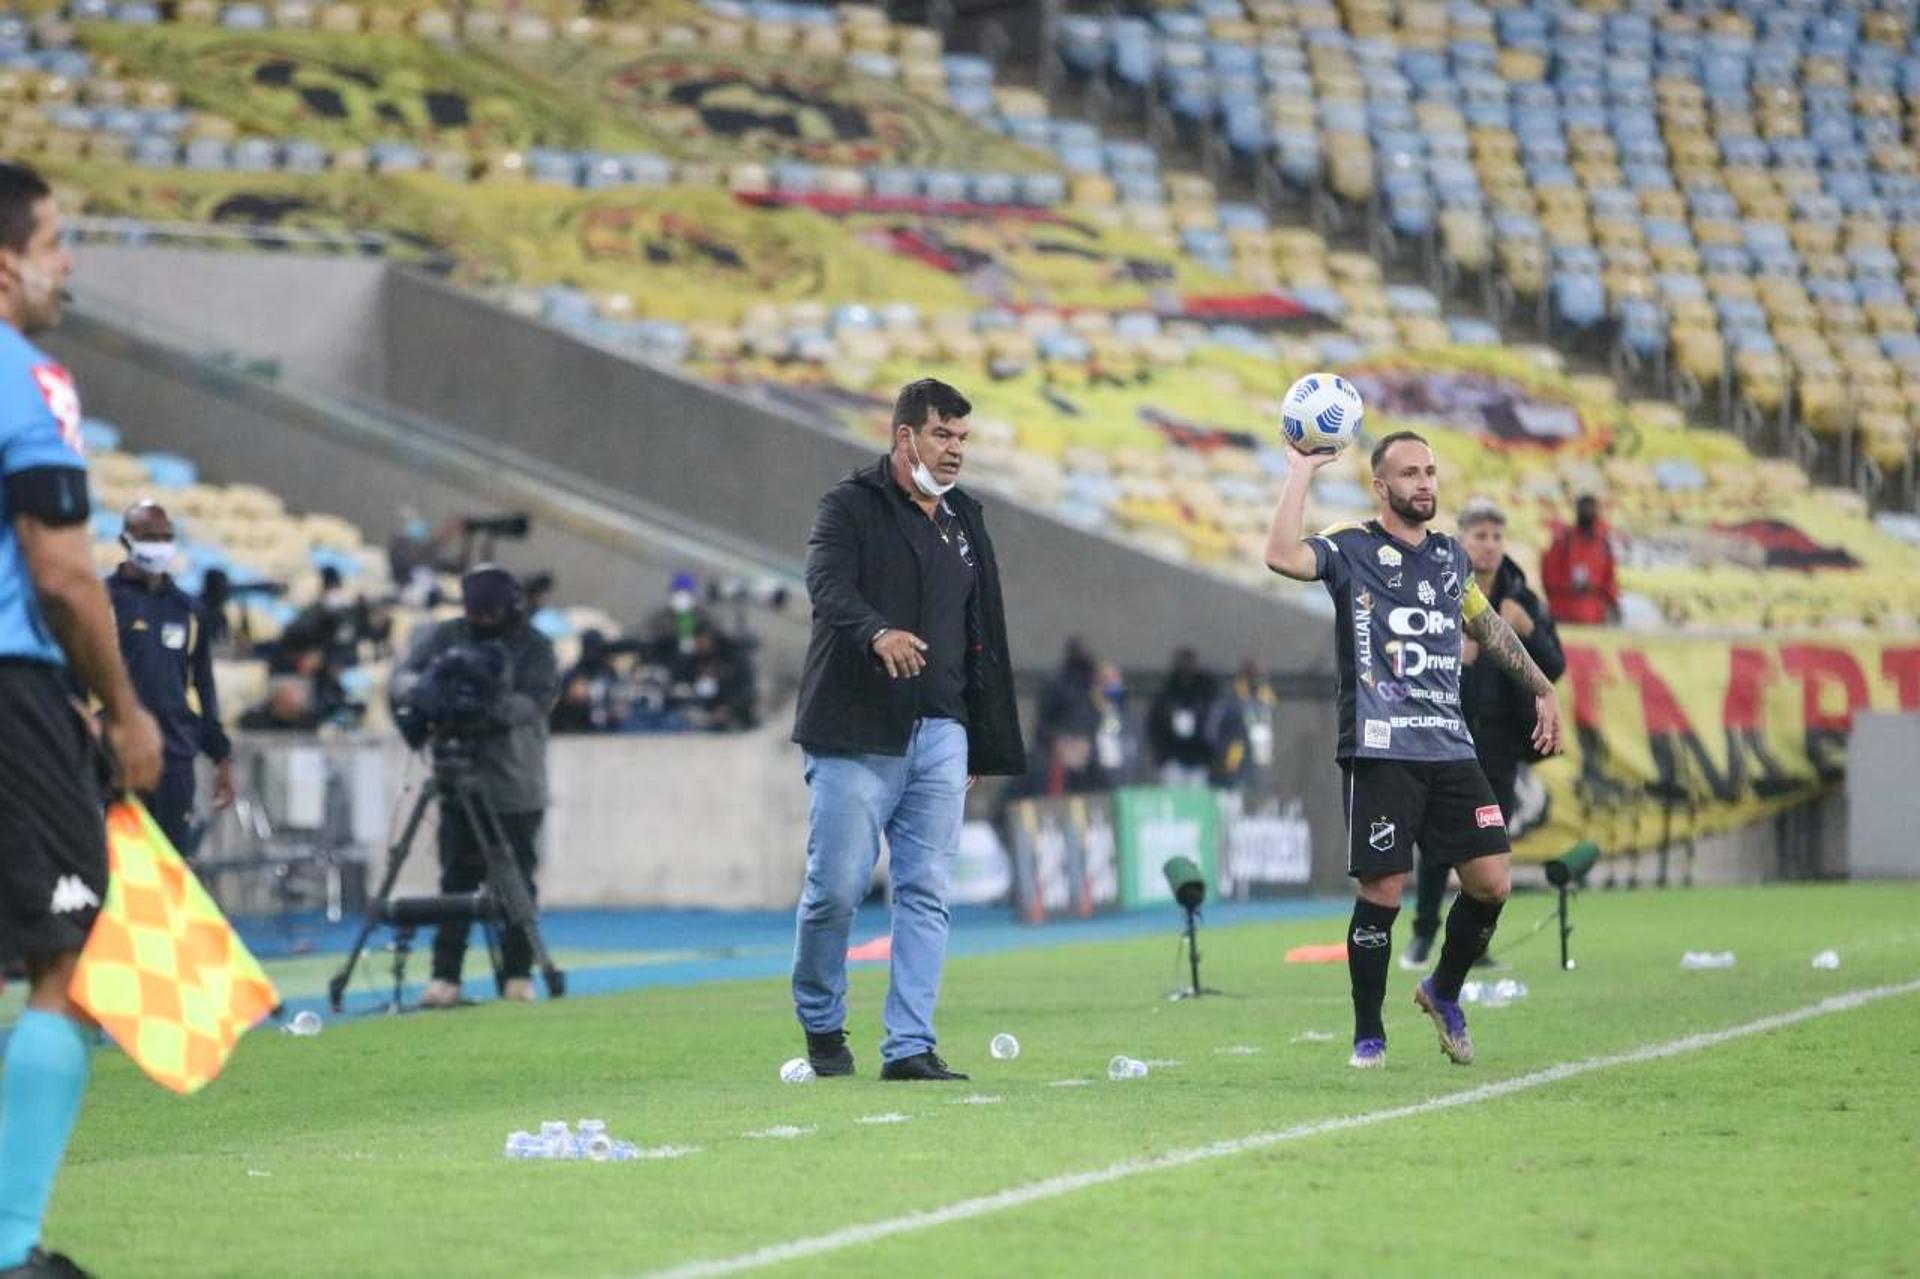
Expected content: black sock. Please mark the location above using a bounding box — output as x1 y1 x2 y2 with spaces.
1347 899 1400 1043
1432 893 1505 1002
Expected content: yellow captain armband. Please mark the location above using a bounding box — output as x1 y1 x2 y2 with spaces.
1461 579 1491 622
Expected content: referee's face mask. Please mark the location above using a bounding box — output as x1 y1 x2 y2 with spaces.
462 566 523 639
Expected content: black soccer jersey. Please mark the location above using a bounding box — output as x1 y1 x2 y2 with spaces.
1309 520 1490 762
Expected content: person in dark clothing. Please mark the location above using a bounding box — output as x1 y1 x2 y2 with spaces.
237 674 324 732
550 628 624 734
1403 498 1566 968
1032 637 1107 795
394 564 560 1007
107 501 235 856
667 623 757 731
197 566 232 651
1146 647 1219 787
790 378 1026 1084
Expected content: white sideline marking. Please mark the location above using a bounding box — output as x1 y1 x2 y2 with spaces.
641 978 1920 1279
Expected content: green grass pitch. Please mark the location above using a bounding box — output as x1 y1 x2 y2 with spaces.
32 882 1920 1277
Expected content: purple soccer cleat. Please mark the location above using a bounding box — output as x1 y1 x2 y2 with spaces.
1348 1037 1387 1069
1414 977 1474 1064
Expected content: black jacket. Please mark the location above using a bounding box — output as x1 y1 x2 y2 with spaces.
1462 556 1566 781
792 457 1026 775
107 566 231 764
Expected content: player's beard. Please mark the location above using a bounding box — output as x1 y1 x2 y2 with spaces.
1386 489 1435 525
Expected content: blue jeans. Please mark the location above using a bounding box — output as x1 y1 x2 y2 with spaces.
792 717 968 1063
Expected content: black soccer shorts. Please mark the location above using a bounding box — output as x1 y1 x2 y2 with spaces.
1342 756 1509 880
0 660 109 961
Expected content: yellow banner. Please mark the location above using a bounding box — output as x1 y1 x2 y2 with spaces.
1514 629 1920 860
69 800 280 1095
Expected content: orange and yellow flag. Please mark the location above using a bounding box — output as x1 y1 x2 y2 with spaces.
68 800 281 1095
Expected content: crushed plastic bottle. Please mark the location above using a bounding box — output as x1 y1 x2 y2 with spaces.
989 1033 1020 1060
1106 1055 1149 1081
283 1010 323 1037
539 1121 575 1159
1811 949 1841 970
577 1119 614 1162
1680 951 1737 970
779 1057 816 1084
1458 980 1486 1004
1479 978 1529 1007
506 1121 645 1162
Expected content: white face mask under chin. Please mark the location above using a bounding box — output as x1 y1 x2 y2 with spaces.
126 539 176 575
908 435 956 498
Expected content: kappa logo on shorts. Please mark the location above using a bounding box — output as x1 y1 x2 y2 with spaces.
49 875 100 915
1368 819 1396 851
1475 804 1506 829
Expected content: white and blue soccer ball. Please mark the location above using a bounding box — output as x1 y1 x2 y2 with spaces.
1280 372 1365 454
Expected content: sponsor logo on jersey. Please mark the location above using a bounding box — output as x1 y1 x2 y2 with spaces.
1386 572 1402 589
49 875 100 914
1417 580 1436 605
1385 640 1461 679
1367 819 1396 852
1407 687 1460 705
161 622 187 651
1353 590 1374 687
1374 680 1410 702
1388 607 1457 637
1363 718 1391 749
32 363 83 455
1434 544 1452 562
1475 804 1505 829
1389 715 1464 732
1376 545 1402 568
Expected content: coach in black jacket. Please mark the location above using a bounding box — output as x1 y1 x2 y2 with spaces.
790 378 1025 1084
1404 498 1566 968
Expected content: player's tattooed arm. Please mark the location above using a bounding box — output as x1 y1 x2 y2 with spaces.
1464 607 1553 697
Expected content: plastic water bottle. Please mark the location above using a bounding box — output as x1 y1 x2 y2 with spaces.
1493 978 1528 1003
1107 1055 1148 1081
1681 951 1737 970
779 1057 816 1084
539 1120 575 1159
989 1033 1020 1060
284 1010 323 1037
575 1119 613 1161
1458 981 1485 1004
1811 949 1840 970
503 1131 544 1160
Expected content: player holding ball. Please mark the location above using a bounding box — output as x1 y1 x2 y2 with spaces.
1262 374 1563 1070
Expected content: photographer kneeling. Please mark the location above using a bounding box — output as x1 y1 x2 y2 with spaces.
394 565 559 1007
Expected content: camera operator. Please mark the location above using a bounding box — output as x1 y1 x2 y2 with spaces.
394 564 559 1007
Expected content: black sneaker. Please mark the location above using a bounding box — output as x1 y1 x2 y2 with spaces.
880 1051 969 1081
805 1028 855 1077
0 1248 94 1278
1397 930 1435 972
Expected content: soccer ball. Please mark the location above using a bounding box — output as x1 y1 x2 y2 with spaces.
1280 372 1365 455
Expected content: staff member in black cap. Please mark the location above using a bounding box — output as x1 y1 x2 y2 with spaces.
107 499 234 855
394 563 558 1008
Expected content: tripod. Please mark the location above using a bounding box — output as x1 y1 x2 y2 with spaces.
327 745 565 1012
1168 904 1226 1001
